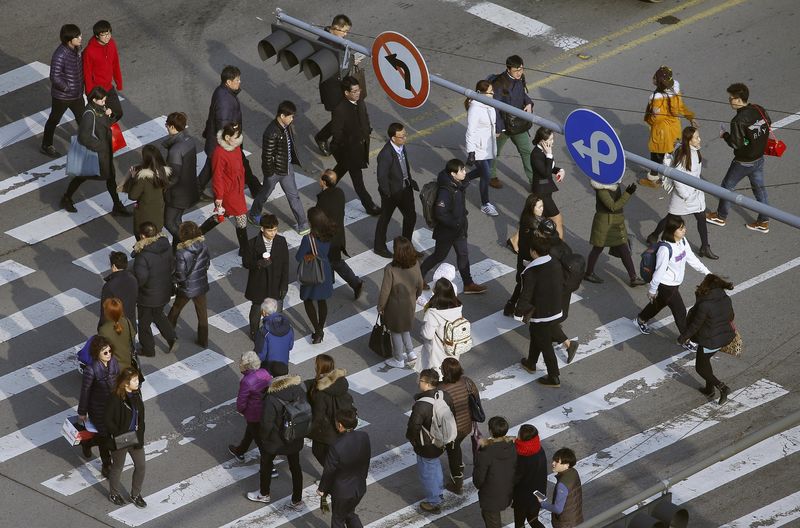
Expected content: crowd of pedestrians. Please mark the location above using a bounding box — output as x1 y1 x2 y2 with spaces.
45 14 763 527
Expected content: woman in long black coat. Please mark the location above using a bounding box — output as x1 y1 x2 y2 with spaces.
679 274 736 405
60 85 130 216
77 335 119 477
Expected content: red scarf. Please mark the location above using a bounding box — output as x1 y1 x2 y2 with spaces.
515 436 541 456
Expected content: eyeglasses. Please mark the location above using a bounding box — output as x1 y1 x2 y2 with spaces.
100 348 112 355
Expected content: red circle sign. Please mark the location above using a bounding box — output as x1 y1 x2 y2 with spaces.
371 31 430 109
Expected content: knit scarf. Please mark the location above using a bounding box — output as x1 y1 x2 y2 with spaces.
515 436 541 456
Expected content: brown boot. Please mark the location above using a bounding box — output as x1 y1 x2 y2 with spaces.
445 474 463 495
489 177 503 189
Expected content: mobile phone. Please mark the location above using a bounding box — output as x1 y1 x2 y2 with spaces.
534 490 547 501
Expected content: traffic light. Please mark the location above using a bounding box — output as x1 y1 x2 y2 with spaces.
602 493 688 528
257 24 343 82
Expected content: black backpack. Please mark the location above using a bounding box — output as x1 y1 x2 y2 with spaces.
275 394 312 443
560 253 586 294
419 181 440 228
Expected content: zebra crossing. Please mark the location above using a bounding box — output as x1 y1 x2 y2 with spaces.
1 59 798 528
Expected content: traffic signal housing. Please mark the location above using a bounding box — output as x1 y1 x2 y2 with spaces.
257 24 343 82
602 493 688 528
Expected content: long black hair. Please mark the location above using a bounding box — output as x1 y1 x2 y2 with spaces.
426 278 461 311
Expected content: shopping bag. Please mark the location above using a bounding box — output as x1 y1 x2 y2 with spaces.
368 315 392 359
111 122 127 153
66 136 100 177
62 415 94 446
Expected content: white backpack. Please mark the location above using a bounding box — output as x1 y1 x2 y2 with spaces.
418 390 458 448
440 316 472 356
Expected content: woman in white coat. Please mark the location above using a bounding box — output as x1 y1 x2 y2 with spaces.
647 127 718 260
464 79 499 217
416 278 464 375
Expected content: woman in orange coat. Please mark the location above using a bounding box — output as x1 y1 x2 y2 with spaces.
640 66 697 188
199 122 249 262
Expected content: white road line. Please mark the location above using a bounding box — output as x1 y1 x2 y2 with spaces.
465 2 587 50
0 110 73 149
0 259 35 287
364 379 787 528
0 344 80 402
291 258 515 365
720 490 800 527
0 61 49 96
771 111 800 129
208 229 436 333
0 349 233 463
0 117 166 206
0 288 98 344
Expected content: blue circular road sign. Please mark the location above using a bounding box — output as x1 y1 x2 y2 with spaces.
563 109 626 185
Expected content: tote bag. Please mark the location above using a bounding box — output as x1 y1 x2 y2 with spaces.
66 111 100 177
297 235 325 285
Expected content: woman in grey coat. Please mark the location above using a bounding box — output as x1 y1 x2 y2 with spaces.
168 221 211 347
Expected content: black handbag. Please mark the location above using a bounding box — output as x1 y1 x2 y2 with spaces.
465 378 486 423
503 112 533 136
368 314 393 359
297 235 325 285
113 430 138 450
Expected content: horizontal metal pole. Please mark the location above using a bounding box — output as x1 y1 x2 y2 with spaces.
274 10 800 229
576 408 800 528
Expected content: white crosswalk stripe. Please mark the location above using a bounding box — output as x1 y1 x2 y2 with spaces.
0 61 49 96
0 288 97 344
0 259 35 287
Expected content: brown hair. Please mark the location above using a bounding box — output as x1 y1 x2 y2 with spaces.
307 206 336 242
464 79 493 111
672 126 701 172
103 297 125 335
440 357 464 384
309 354 335 398
391 236 418 269
166 112 187 131
178 221 202 242
89 335 112 361
114 367 140 398
696 274 734 297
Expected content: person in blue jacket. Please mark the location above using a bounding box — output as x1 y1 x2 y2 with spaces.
254 298 294 376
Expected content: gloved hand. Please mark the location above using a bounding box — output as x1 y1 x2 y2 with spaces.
467 152 476 167
625 183 637 195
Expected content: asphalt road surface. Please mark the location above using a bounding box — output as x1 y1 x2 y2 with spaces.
1 0 799 527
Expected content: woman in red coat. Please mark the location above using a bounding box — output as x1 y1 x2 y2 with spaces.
200 122 249 261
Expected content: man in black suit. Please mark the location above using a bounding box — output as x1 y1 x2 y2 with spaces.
243 214 289 341
373 123 419 258
317 408 371 528
316 169 364 300
331 76 380 216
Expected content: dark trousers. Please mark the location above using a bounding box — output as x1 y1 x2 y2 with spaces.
514 503 545 528
420 237 473 285
65 175 124 207
481 509 503 528
233 421 261 454
198 147 260 196
652 212 710 248
138 304 176 355
167 294 208 346
259 451 303 502
304 299 328 333
315 118 333 144
374 187 416 250
109 446 145 497
331 258 361 290
312 440 330 467
638 283 688 334
649 152 666 175
445 433 467 478
586 244 637 279
695 347 721 389
528 320 559 378
42 97 85 147
164 206 185 250
105 88 123 122
332 495 364 528
333 158 376 210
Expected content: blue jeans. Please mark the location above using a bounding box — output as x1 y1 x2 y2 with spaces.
716 157 769 222
250 165 308 229
416 454 443 505
467 159 492 205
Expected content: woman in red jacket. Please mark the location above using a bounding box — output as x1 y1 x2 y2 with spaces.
200 122 249 261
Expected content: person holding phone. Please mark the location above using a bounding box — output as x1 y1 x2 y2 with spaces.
530 127 566 239
538 448 583 527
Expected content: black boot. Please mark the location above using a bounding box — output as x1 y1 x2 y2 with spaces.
699 245 719 260
699 384 715 396
717 383 730 405
445 473 464 495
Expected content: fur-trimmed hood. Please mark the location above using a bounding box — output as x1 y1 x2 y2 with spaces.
479 435 516 448
315 368 348 392
134 166 172 180
176 235 205 251
132 233 168 254
590 180 620 191
216 129 243 151
268 374 302 393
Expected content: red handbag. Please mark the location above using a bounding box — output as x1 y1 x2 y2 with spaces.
111 122 127 153
755 106 786 157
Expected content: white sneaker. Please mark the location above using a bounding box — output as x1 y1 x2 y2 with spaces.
385 358 405 369
481 203 499 217
406 351 418 362
246 490 270 503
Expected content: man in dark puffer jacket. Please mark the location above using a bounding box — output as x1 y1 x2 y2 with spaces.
42 24 85 157
132 222 177 356
248 100 309 235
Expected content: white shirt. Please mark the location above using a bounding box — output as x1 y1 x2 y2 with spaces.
649 238 710 294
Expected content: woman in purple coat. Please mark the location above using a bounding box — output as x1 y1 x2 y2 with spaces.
228 351 272 461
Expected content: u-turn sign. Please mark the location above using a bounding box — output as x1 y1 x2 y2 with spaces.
564 109 626 184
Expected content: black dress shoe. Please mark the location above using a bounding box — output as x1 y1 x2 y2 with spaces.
537 375 561 387
366 205 382 216
312 331 324 344
698 245 719 260
60 195 77 213
373 247 393 259
566 341 578 364
315 138 331 156
583 273 604 284
111 204 132 217
109 493 126 506
130 494 147 509
41 144 61 158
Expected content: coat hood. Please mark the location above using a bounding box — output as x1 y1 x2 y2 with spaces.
590 180 620 191
134 167 172 180
176 235 205 251
479 436 517 459
216 130 243 151
133 233 169 254
315 368 349 393
268 374 302 393
265 312 292 337
436 168 466 190
432 263 458 295
427 305 463 321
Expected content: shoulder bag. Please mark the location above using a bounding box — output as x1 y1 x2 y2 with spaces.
464 377 486 423
754 105 786 157
297 235 325 285
112 397 139 450
720 322 743 358
66 110 100 177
